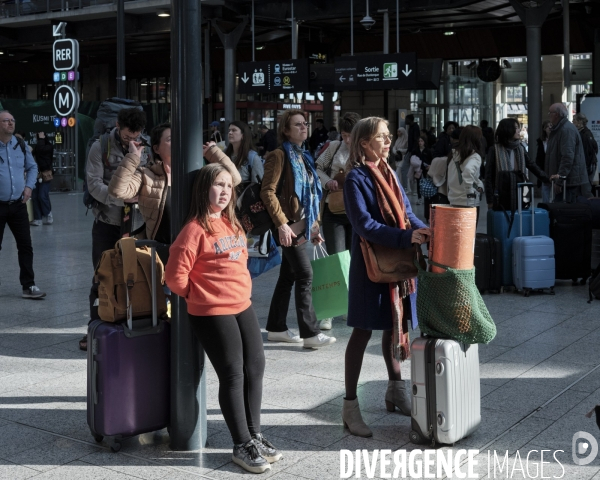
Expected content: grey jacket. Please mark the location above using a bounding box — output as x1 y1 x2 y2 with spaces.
86 128 148 226
545 117 589 187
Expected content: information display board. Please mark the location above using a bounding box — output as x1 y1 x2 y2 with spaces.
334 53 417 90
238 59 309 94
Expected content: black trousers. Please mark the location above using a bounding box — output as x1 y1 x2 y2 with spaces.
0 201 35 288
266 241 321 338
189 306 265 445
90 219 122 321
91 219 122 269
322 203 352 255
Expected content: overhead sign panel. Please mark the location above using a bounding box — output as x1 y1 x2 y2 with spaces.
238 59 309 94
334 53 417 90
53 38 79 71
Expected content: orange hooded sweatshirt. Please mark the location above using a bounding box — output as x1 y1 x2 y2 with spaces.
165 217 252 316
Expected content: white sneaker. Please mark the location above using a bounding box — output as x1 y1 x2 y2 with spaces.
43 212 53 225
319 318 333 330
30 219 42 226
267 330 302 343
303 333 336 349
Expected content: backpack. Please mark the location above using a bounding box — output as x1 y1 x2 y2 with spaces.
237 149 284 236
95 237 167 322
83 98 145 213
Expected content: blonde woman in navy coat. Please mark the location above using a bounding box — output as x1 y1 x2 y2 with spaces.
341 117 430 437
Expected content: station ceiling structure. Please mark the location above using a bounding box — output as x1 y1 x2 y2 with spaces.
0 0 597 82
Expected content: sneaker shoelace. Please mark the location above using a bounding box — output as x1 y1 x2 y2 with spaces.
243 440 262 461
256 434 276 450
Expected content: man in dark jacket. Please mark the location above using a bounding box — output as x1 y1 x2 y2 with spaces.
309 119 329 154
480 120 494 154
573 113 598 186
30 132 54 226
400 115 421 193
258 124 277 154
547 103 591 202
433 121 458 158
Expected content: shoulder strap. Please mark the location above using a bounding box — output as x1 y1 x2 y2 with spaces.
276 148 287 197
100 133 111 168
454 161 464 185
15 137 27 156
325 141 342 176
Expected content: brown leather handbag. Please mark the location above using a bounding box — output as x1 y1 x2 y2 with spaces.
327 170 347 215
360 239 422 283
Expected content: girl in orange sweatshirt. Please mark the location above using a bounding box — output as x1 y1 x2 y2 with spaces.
165 163 280 474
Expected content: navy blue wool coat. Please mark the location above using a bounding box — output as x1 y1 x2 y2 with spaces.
343 165 427 331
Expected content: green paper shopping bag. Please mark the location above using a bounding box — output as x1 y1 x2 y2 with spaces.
310 246 351 320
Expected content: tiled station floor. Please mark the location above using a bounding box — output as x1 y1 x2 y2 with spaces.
0 192 599 479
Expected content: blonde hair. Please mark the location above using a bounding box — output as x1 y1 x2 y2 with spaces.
346 117 389 172
186 163 243 235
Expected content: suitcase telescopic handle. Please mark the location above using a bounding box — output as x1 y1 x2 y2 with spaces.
517 182 534 237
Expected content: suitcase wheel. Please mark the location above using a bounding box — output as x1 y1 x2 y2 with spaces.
92 433 103 444
110 441 122 453
409 430 427 445
523 289 530 297
550 286 555 295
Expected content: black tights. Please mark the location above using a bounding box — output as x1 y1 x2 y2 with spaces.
344 328 402 400
189 306 265 445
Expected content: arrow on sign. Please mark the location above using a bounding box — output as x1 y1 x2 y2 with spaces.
402 64 412 77
339 75 346 82
241 73 249 84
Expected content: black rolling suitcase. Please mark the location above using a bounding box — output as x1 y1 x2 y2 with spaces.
539 182 593 283
474 233 502 293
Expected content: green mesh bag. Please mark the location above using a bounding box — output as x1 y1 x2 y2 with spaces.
415 258 497 344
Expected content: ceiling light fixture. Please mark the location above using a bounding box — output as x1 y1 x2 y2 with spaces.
157 10 170 17
444 31 455 36
0 50 4 55
255 45 265 50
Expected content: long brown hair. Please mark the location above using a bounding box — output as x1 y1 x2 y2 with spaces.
456 125 482 163
224 120 256 169
346 117 388 172
277 109 307 145
185 164 243 235
541 120 552 141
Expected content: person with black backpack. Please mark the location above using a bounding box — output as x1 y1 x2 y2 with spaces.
484 118 549 210
0 110 46 299
80 107 148 351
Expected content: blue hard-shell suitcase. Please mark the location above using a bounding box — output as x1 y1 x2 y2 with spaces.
487 206 550 287
512 183 555 296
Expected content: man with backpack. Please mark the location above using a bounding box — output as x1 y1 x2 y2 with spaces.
86 107 148 268
80 107 147 351
0 110 46 298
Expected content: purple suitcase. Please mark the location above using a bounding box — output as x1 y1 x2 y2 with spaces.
87 240 170 452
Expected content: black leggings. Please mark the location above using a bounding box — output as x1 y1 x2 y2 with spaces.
189 306 265 445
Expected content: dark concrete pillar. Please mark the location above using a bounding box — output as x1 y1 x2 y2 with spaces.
170 0 207 451
563 0 571 101
594 29 600 93
116 0 126 97
509 0 554 168
213 18 248 133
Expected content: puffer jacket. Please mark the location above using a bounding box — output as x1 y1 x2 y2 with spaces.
545 117 589 187
107 145 241 239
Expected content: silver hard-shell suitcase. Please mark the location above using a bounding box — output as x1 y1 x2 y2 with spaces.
410 336 481 445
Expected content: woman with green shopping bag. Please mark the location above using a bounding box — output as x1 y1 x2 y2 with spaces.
341 117 430 438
